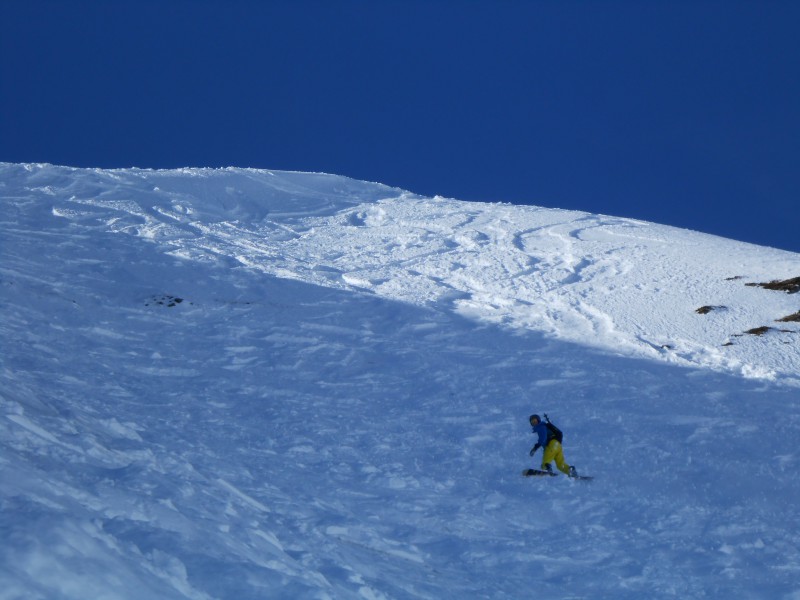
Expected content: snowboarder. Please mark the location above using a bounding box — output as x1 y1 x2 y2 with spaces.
529 414 578 477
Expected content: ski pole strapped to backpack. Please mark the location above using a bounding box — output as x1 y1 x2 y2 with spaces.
543 414 563 443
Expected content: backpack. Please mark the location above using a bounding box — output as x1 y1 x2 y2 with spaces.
544 414 563 444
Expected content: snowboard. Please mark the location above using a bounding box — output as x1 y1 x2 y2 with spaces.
522 468 557 477
522 468 593 481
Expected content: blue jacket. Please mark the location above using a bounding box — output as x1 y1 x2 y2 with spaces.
532 422 552 450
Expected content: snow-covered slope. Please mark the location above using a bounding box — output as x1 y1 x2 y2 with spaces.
1 163 799 599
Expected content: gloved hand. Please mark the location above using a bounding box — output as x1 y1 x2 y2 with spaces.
529 444 540 456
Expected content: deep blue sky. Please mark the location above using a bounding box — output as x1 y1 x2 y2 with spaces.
2 1 798 253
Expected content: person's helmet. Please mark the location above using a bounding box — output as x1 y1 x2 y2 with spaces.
529 414 541 425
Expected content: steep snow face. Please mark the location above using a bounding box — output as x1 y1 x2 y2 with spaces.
8 163 797 384
289 197 800 384
2 163 800 599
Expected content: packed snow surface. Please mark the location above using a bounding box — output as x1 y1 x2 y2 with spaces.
1 163 799 599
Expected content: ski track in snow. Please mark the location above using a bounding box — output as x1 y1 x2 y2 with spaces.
2 163 800 599
22 164 798 385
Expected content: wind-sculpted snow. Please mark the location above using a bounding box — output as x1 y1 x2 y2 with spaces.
9 163 796 384
1 163 800 599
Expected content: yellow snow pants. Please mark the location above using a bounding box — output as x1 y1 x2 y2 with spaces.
542 440 571 475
